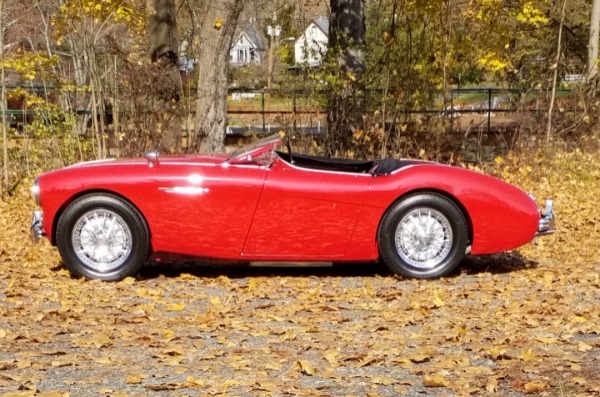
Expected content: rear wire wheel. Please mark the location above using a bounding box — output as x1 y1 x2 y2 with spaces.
379 193 468 278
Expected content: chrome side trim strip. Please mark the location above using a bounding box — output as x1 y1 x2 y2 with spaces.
158 187 210 195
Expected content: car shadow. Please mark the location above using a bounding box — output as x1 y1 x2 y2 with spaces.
136 251 535 281
138 261 392 280
461 251 537 276
49 252 536 281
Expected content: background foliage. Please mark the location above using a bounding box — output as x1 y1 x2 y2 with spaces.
0 0 598 187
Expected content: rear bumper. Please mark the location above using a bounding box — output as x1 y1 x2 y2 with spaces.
30 210 45 243
536 199 556 236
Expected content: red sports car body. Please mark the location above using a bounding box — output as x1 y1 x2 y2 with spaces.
30 135 555 281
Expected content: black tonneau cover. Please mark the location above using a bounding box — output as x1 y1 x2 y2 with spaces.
276 151 423 175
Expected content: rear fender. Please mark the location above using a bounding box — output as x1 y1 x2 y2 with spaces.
375 188 474 246
368 165 539 254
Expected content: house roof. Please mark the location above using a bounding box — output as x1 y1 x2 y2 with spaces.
312 17 329 37
233 21 267 51
294 17 330 45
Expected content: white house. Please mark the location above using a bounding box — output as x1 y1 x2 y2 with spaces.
230 22 266 66
294 17 329 67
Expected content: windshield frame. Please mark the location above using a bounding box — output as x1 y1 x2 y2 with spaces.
228 134 282 165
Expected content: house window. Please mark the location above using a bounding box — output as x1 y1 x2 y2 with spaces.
238 49 247 63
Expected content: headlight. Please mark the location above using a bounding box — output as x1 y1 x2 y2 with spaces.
31 178 40 206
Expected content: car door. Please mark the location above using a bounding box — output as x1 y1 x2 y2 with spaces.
143 161 268 258
242 157 372 259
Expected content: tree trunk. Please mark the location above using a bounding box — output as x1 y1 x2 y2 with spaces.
148 0 182 151
326 0 366 156
547 0 567 142
68 36 90 137
0 0 9 195
329 0 366 74
193 0 244 153
149 0 178 65
588 0 600 80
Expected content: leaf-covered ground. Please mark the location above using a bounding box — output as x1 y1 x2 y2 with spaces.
0 147 599 397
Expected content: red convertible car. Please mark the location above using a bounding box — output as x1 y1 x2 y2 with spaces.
30 135 555 281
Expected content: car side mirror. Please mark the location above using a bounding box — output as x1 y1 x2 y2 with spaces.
144 150 160 167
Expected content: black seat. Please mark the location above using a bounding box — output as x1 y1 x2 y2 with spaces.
276 151 374 173
372 158 425 176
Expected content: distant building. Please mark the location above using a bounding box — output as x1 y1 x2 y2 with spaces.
178 40 196 77
563 74 584 84
294 17 329 67
230 21 267 66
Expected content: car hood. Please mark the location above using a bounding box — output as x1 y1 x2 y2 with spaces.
65 154 231 169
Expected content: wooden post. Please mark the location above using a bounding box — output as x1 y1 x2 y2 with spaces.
262 91 265 132
450 90 454 134
487 89 492 134
293 91 297 132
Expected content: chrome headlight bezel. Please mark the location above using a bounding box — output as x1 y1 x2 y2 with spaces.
31 177 41 206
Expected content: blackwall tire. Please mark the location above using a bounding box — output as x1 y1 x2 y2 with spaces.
378 193 468 278
56 194 149 281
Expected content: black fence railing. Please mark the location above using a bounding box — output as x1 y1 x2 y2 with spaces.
226 88 576 135
2 85 577 135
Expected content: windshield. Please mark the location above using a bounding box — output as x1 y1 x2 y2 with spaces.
229 134 282 160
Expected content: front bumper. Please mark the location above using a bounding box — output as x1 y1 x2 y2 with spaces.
30 210 45 243
536 199 556 236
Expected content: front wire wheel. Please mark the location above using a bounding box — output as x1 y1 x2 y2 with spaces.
71 209 133 272
379 194 468 278
57 194 149 281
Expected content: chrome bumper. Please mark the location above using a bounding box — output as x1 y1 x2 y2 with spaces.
536 199 556 236
30 210 45 243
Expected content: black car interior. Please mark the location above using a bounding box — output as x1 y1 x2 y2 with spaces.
275 151 423 176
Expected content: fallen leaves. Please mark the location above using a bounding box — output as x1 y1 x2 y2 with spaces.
486 376 499 392
523 379 550 393
519 348 537 362
295 360 317 376
34 392 70 397
0 149 599 396
431 290 444 308
165 301 185 311
125 374 143 384
162 345 185 356
423 373 449 387
578 341 593 352
91 333 112 349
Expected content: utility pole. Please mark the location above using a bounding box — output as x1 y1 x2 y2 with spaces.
266 24 281 94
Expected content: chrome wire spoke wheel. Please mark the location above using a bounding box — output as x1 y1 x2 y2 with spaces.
394 207 453 269
71 209 133 272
